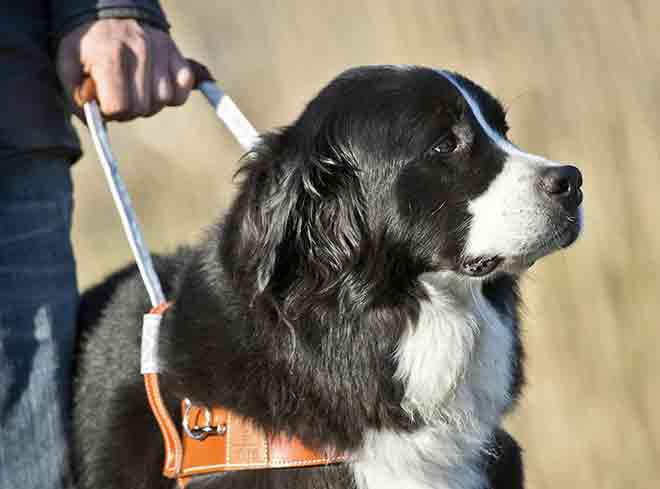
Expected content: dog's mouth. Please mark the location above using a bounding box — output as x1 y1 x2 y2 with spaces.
461 224 580 278
459 207 583 278
558 215 582 249
460 255 503 277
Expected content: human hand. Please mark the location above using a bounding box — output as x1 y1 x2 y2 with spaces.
57 19 194 121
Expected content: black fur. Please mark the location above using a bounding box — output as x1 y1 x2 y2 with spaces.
73 66 525 489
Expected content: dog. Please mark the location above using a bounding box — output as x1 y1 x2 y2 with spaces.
73 65 583 489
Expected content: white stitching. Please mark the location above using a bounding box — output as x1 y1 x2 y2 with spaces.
180 457 346 475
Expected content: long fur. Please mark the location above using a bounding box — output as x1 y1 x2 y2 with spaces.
73 65 583 489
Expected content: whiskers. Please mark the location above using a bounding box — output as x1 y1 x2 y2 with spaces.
431 201 447 217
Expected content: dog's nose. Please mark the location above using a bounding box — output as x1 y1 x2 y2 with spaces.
539 165 583 209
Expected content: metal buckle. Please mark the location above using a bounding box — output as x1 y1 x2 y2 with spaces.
182 398 227 441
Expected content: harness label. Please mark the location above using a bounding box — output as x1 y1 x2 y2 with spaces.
227 413 268 465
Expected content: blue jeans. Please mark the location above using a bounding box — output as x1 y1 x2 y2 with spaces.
0 159 78 489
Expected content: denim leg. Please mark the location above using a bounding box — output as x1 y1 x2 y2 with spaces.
0 159 78 489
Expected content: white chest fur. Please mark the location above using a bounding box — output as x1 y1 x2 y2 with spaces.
352 273 515 489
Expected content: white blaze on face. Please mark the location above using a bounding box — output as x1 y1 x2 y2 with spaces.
438 71 578 267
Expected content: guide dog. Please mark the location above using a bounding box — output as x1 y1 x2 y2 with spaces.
74 65 583 489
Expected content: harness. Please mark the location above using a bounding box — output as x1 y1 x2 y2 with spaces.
76 62 347 488
143 303 346 488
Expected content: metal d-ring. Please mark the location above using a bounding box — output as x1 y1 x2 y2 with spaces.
182 398 227 441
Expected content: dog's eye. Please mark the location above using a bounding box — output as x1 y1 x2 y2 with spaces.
431 134 458 155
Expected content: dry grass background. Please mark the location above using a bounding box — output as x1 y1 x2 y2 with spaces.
71 1 660 487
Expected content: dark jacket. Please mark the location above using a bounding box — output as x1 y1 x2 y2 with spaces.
0 1 168 164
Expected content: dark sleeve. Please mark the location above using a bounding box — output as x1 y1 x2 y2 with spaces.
49 0 170 42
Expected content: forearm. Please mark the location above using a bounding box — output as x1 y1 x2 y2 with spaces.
49 0 169 42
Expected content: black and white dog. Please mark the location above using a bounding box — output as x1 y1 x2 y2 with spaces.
73 66 583 489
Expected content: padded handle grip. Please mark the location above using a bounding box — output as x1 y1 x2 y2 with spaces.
74 77 97 107
73 58 216 107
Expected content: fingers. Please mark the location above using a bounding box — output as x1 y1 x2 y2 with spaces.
111 27 193 118
148 33 194 114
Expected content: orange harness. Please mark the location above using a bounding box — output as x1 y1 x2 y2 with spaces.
142 303 347 488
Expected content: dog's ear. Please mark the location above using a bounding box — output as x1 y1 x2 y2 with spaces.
226 132 298 294
226 130 367 299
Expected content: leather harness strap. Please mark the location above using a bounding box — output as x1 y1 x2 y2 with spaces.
143 302 182 478
178 404 347 487
142 303 347 487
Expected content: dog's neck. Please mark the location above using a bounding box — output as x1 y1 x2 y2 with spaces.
353 271 518 489
397 271 517 423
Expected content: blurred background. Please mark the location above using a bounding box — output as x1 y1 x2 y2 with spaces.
71 1 659 487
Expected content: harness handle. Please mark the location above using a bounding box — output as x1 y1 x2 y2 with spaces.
74 58 257 151
74 58 215 108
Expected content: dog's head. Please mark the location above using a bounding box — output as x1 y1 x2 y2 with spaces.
225 66 583 307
